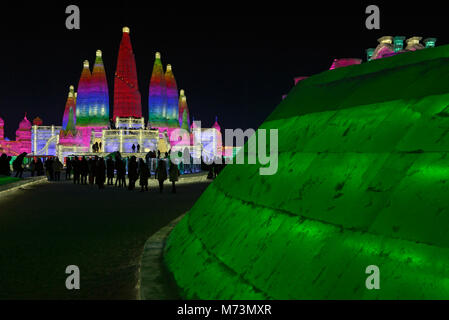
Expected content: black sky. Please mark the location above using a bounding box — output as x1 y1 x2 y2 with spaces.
0 2 448 139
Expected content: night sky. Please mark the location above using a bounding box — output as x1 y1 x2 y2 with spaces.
0 2 447 140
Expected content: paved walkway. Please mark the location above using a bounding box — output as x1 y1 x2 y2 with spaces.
139 214 185 299
0 173 211 299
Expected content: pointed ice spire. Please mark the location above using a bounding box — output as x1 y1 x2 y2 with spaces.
178 90 190 128
113 26 142 120
164 64 179 128
65 107 77 135
76 60 92 127
181 108 190 132
191 115 197 129
90 49 109 127
148 52 167 127
212 115 221 132
62 85 76 129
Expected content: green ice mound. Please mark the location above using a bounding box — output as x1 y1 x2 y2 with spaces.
164 45 449 299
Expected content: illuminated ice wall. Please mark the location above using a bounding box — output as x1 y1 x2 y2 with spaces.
165 43 449 300
148 52 167 128
31 125 60 156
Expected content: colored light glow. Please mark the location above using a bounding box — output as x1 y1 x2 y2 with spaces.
393 36 406 52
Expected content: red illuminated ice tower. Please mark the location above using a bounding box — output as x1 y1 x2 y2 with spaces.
113 27 142 120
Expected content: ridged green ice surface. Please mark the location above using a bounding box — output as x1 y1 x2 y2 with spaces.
164 45 449 299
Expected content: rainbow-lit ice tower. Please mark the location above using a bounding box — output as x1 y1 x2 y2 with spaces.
62 85 76 130
75 50 110 148
113 27 142 120
75 60 93 146
165 64 179 128
90 50 109 127
75 60 92 127
148 52 167 129
178 89 190 128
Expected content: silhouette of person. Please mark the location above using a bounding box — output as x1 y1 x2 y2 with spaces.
96 157 106 189
137 144 140 153
155 158 167 193
116 158 126 188
0 153 10 176
66 158 72 180
53 157 63 181
81 156 89 184
139 158 150 192
106 157 115 185
13 153 26 178
30 157 36 177
88 157 98 185
128 156 138 191
132 144 136 153
73 157 81 184
169 161 180 193
44 157 54 181
36 158 44 176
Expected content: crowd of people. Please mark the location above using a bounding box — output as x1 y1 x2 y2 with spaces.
1 149 226 192
0 152 29 178
65 151 181 193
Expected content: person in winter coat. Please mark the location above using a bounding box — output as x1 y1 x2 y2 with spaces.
128 156 138 191
53 157 63 181
155 158 167 193
66 158 72 180
13 153 27 178
80 156 89 184
73 157 81 184
168 161 180 193
138 159 150 192
115 158 127 188
106 157 115 185
96 158 106 189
